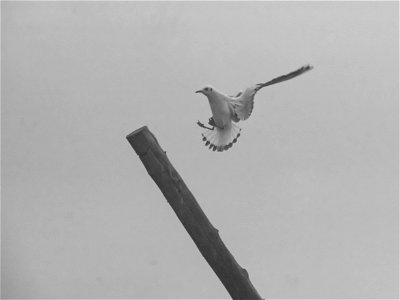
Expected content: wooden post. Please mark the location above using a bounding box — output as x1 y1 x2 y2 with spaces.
126 126 263 300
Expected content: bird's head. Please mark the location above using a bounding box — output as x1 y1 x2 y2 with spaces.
195 85 215 97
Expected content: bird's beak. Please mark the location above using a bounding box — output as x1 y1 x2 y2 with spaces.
195 90 202 94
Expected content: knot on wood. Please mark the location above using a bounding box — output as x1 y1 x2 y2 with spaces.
242 268 249 279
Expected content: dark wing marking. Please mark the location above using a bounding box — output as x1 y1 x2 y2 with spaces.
255 65 313 91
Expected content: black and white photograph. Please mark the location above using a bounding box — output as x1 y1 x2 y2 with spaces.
1 1 398 299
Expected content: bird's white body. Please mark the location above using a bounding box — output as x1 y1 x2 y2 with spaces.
196 65 313 152
207 90 232 129
200 90 242 151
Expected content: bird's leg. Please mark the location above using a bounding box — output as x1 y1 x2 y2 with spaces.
197 120 214 130
209 117 225 130
208 117 216 127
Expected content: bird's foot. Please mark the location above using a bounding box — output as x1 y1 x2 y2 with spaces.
197 121 214 130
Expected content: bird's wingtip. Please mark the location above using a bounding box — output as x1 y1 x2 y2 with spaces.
304 64 314 70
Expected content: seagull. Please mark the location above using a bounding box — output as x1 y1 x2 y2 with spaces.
195 65 313 152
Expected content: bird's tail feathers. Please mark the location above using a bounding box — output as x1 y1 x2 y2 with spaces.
201 123 241 152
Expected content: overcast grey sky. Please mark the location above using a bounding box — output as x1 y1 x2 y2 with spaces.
2 1 398 299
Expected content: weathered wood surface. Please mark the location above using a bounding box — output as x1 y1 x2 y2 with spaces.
126 126 263 300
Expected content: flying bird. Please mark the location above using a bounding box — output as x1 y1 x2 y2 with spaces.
196 65 313 152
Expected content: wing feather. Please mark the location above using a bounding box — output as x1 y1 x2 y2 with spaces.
229 87 257 121
229 65 313 121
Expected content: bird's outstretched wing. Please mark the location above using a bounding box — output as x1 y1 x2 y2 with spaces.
255 64 313 91
229 65 313 121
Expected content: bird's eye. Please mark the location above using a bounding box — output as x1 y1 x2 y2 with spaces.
210 88 213 91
